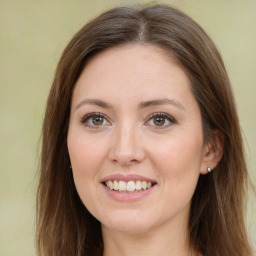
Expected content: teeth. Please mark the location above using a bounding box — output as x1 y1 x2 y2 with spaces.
127 181 136 192
119 181 126 191
113 180 118 190
105 180 154 192
135 180 142 190
108 181 114 190
142 181 147 190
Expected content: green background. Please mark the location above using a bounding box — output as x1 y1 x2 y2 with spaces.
0 0 255 255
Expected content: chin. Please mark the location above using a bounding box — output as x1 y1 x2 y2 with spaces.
99 210 157 234
103 221 154 234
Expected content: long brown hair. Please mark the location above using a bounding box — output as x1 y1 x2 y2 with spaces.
37 4 253 256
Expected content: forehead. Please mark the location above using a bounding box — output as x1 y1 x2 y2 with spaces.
73 44 192 100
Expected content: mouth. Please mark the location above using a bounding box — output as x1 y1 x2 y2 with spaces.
101 174 157 201
103 180 157 192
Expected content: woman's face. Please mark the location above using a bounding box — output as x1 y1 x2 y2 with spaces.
68 44 209 234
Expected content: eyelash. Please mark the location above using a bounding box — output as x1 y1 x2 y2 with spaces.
145 112 176 128
80 112 111 128
80 112 176 129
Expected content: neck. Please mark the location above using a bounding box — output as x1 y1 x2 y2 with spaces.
102 217 199 256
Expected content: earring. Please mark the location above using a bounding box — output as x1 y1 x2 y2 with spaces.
207 167 211 173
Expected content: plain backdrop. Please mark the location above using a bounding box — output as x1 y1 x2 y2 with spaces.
0 0 255 255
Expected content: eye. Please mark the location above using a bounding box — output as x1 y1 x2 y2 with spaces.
81 112 110 128
146 113 176 128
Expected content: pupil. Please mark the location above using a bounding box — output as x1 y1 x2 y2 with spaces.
92 116 103 125
154 117 165 126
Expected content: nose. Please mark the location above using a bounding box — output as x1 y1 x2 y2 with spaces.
108 122 145 166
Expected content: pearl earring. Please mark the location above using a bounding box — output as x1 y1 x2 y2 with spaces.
207 167 211 173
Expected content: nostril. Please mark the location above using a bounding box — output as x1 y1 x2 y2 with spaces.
108 136 146 165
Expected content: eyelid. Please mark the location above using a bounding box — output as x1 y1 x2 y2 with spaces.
147 112 176 122
80 112 111 127
145 112 176 127
79 111 176 129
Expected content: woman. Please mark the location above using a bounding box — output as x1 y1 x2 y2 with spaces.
37 4 254 256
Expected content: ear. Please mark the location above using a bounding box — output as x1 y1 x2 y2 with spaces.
200 130 224 175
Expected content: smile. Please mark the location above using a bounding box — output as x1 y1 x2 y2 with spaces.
104 180 156 192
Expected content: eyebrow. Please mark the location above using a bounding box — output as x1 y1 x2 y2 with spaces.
138 98 185 110
75 99 113 110
75 98 185 111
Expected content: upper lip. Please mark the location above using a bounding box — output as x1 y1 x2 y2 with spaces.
101 174 156 183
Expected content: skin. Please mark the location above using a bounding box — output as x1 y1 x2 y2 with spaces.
67 44 222 256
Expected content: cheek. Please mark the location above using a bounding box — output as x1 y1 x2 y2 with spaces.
152 133 203 168
67 132 109 202
67 132 110 214
68 133 107 175
154 137 202 218
150 133 203 195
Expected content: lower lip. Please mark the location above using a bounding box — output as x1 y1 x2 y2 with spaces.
102 184 155 202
